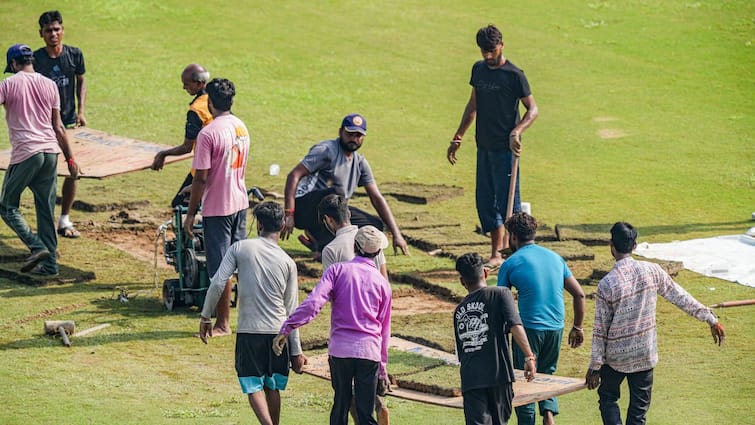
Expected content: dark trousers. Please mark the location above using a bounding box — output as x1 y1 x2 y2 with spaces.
294 188 383 251
0 153 59 272
462 383 514 425
329 356 379 425
597 365 653 425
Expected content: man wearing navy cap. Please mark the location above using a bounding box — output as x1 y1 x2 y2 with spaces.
280 114 409 257
0 44 79 276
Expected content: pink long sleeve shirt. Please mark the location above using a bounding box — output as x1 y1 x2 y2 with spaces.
280 256 392 378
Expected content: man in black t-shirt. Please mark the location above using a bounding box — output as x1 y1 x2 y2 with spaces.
454 252 537 425
34 10 86 239
447 25 539 270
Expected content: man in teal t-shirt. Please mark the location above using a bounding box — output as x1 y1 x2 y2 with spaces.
497 212 586 425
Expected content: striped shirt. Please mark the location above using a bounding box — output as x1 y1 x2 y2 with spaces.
589 257 717 373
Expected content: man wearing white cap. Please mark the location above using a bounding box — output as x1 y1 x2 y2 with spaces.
273 225 392 425
0 43 79 276
280 113 408 258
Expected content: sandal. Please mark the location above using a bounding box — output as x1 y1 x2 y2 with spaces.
57 225 81 238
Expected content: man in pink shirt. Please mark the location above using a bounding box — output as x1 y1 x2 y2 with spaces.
273 225 392 425
0 44 79 276
184 77 249 336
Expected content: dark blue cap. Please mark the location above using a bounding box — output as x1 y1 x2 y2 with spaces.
341 113 367 134
5 44 33 73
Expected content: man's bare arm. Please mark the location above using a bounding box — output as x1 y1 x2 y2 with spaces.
364 183 408 255
509 95 539 156
448 89 477 165
76 74 87 126
564 275 586 348
280 163 310 240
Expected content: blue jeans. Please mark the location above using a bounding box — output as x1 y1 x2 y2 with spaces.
0 153 59 272
512 328 562 425
598 365 653 425
476 148 520 233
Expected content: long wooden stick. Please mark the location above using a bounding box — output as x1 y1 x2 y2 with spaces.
73 323 111 337
709 299 755 308
505 155 520 220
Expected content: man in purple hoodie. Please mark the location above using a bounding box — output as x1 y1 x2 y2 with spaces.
273 225 392 425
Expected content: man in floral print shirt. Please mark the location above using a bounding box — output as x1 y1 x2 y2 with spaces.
585 221 726 425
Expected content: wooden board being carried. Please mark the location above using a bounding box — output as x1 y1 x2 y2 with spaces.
0 127 192 179
304 337 586 409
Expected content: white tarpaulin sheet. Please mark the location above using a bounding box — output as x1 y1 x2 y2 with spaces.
634 235 755 287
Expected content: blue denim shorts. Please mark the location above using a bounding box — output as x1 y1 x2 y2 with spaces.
475 148 520 233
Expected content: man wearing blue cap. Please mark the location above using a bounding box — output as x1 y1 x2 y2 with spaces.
0 44 79 276
280 114 409 258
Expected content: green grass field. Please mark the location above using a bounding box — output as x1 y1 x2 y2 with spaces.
0 0 753 424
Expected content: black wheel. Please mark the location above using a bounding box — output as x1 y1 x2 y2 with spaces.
182 248 199 289
162 280 177 311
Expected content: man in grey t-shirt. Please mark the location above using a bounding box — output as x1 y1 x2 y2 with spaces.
199 202 306 425
281 113 409 258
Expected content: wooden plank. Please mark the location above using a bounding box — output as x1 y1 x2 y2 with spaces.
0 127 192 179
304 337 587 409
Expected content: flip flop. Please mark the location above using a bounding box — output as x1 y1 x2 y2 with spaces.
57 225 81 238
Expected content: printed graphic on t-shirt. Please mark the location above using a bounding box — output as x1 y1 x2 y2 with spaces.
475 80 501 92
48 63 70 89
227 125 249 171
456 301 490 353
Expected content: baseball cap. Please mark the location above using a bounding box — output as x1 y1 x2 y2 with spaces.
341 113 367 134
5 44 34 73
354 225 389 255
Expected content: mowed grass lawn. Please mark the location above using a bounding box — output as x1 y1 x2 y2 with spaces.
0 1 753 424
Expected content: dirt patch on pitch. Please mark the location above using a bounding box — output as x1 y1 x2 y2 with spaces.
77 208 170 267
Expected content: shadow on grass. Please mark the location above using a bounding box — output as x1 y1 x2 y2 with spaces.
555 220 750 243
0 278 142 298
0 240 97 286
0 329 194 351
1 295 206 350
89 296 202 320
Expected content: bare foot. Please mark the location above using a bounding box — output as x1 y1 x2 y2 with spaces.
484 256 504 270
211 326 232 337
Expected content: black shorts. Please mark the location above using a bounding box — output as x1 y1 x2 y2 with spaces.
462 383 514 425
235 333 290 394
